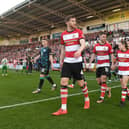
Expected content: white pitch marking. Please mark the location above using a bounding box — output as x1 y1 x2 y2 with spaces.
0 85 121 110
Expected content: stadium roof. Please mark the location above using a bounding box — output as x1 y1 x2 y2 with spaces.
0 0 129 38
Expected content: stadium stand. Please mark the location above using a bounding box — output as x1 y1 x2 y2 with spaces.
0 29 129 65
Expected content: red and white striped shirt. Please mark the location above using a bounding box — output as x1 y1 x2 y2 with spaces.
61 29 84 63
93 42 113 68
117 50 129 75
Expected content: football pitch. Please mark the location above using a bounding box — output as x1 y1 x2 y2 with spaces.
0 70 128 129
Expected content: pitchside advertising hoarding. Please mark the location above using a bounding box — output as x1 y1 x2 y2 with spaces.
0 63 96 70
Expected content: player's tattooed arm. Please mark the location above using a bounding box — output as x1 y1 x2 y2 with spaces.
60 45 65 64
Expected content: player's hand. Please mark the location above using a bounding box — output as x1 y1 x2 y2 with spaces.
74 50 81 58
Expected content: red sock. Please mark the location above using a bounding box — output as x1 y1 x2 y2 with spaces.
61 88 68 110
82 85 89 101
127 88 129 97
121 88 127 102
100 83 107 100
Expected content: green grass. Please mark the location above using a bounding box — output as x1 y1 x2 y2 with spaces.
0 70 128 129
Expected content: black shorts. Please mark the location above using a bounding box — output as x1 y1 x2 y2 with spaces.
96 67 110 78
119 75 123 79
61 62 83 80
119 75 129 79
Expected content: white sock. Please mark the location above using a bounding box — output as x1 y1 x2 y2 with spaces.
85 97 89 101
61 104 67 110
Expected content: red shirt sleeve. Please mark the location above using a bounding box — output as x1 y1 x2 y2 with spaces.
108 44 113 54
78 29 84 40
61 33 64 45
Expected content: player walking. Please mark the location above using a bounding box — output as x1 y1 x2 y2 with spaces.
32 40 57 93
52 15 90 116
89 32 114 103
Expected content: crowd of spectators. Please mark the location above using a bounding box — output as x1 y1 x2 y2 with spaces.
0 30 129 65
0 42 41 64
